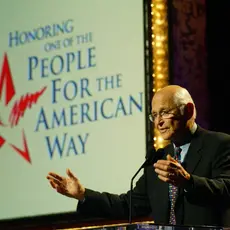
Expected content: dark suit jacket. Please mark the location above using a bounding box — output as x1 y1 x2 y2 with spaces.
77 126 230 227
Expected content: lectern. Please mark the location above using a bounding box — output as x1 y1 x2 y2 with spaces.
0 217 226 230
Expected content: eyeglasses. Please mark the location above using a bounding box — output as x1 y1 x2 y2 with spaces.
149 105 184 123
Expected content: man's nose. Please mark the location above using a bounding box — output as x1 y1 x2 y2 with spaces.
154 115 164 125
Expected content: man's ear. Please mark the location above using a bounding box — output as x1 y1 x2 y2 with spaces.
184 102 194 120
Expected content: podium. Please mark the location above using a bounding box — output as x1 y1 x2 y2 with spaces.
88 223 225 230
0 215 226 230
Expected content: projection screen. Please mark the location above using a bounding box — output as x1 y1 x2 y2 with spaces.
0 0 153 222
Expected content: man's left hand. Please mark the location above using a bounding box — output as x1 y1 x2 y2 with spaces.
154 154 191 188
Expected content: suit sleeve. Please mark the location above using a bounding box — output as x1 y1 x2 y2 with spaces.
185 137 230 206
76 171 151 219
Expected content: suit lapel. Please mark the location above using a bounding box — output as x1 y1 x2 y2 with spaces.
176 127 204 223
183 127 204 174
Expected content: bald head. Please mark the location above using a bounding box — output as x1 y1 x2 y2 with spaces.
156 85 183 95
154 85 189 100
152 85 196 119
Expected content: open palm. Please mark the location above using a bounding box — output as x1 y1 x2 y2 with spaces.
47 168 85 201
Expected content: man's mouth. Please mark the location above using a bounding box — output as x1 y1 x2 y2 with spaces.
159 128 168 133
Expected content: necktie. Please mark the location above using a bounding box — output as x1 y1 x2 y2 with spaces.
169 147 182 225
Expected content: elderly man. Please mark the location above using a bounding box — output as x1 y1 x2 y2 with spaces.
47 85 230 226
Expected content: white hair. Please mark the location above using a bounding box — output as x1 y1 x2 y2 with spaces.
173 88 197 119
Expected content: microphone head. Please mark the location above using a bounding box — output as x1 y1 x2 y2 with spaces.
144 147 165 167
145 144 155 160
155 148 165 157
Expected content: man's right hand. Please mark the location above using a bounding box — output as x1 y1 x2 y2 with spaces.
46 168 85 201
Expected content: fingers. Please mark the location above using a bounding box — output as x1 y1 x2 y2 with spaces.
50 181 67 195
47 175 63 186
154 162 178 172
47 172 64 181
47 178 62 193
154 154 183 184
154 155 190 188
157 173 176 184
49 179 57 189
46 172 66 191
159 154 179 164
167 154 177 163
158 174 171 183
155 167 172 177
154 163 177 172
47 177 69 195
66 168 77 180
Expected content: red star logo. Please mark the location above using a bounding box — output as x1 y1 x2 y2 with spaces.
0 53 47 164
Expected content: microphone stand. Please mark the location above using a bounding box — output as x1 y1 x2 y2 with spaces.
128 148 164 224
129 162 145 224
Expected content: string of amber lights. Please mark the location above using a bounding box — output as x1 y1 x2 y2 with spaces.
151 0 169 149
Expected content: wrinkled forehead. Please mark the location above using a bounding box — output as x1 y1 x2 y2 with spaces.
151 92 175 112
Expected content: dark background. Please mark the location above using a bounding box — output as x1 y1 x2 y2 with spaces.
168 0 230 134
206 1 230 133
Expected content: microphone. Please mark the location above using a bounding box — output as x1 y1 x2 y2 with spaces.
128 147 164 224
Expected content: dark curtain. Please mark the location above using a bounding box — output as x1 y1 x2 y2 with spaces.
206 1 230 134
169 0 230 134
